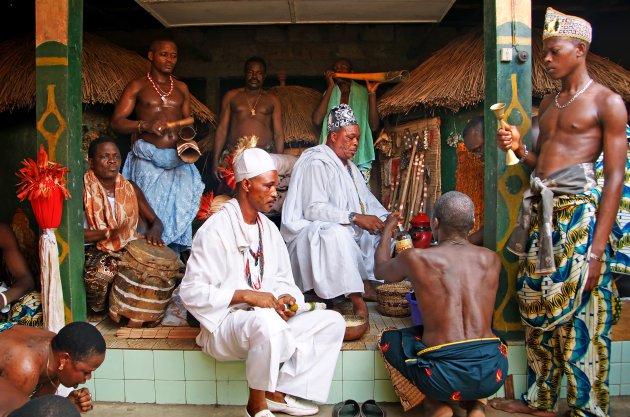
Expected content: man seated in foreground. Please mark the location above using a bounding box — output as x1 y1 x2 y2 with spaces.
0 223 40 326
281 104 389 316
180 145 345 417
0 321 105 416
374 192 507 417
83 137 164 315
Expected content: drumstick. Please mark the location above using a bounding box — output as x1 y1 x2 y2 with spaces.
398 136 420 214
166 117 194 129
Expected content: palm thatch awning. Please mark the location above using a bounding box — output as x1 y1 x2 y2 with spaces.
0 33 217 125
268 85 320 145
378 31 630 116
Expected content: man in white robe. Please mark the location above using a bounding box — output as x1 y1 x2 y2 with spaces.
281 104 389 318
180 145 345 417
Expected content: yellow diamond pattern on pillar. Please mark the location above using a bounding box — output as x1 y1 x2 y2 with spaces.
36 84 67 161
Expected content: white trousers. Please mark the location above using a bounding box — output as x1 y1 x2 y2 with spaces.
196 308 345 403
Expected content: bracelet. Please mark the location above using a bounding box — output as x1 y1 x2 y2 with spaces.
368 92 376 96
104 228 111 239
590 252 604 263
0 292 7 308
519 144 529 163
137 120 143 134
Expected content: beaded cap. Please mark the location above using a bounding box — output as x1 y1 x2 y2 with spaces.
543 7 592 44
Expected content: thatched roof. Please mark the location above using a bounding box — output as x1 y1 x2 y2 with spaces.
268 85 320 145
379 31 630 116
0 34 217 124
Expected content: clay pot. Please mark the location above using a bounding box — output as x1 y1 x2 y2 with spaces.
343 314 369 341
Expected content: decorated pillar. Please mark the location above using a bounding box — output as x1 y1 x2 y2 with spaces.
483 0 532 339
35 0 86 322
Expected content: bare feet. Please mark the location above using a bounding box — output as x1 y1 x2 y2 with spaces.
349 293 369 318
489 399 555 417
247 388 269 416
422 397 453 417
363 280 378 301
461 400 486 417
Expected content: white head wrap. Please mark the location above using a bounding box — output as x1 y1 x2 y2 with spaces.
233 148 277 183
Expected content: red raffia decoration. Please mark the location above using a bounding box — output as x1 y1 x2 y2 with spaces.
16 145 70 202
16 145 71 229
196 192 215 221
196 192 232 221
218 152 236 190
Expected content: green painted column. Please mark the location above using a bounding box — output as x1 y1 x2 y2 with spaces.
483 0 532 339
35 0 86 322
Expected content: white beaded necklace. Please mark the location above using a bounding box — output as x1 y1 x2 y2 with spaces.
554 79 593 109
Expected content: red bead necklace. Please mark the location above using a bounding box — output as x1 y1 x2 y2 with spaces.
146 72 174 105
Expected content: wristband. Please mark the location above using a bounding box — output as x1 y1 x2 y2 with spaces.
519 144 529 163
0 292 7 308
137 120 143 134
590 252 604 263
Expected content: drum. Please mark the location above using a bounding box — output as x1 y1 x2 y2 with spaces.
108 239 182 327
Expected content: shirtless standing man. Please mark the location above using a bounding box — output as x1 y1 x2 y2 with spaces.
111 38 203 252
492 8 627 417
374 192 506 417
211 56 284 185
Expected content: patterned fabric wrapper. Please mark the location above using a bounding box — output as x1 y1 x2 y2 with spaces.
0 291 42 327
508 163 597 274
84 170 139 253
379 327 507 404
516 184 609 331
595 125 630 276
83 246 118 313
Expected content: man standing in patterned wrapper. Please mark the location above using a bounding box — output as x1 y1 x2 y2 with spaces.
492 8 627 417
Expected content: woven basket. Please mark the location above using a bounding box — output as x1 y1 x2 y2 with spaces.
375 281 412 317
377 329 426 411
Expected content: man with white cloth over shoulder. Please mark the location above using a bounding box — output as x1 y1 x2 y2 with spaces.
179 141 345 417
281 104 390 318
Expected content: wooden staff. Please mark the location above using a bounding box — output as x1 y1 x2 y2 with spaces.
387 168 395 210
166 117 194 129
407 154 423 226
390 159 403 212
398 136 420 215
415 155 426 216
420 163 430 213
404 154 418 226
333 71 410 83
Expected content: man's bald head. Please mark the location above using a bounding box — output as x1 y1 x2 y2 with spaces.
149 38 177 53
433 191 475 235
